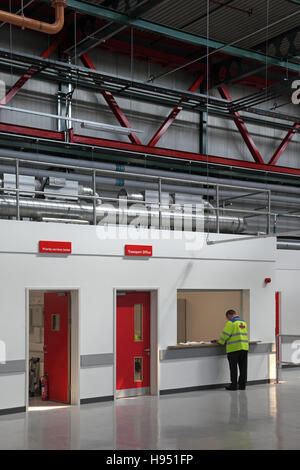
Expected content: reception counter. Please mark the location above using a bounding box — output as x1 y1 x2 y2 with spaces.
159 342 275 395
161 341 272 360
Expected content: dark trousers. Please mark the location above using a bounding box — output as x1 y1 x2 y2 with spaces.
227 350 248 388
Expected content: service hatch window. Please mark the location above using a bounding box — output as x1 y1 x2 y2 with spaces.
177 290 249 344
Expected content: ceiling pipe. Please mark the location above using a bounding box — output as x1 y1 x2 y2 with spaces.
0 0 66 35
0 195 246 234
277 240 300 250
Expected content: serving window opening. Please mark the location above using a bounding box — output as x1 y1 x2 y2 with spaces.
177 290 250 345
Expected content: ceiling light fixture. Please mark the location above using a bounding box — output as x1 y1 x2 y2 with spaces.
80 121 140 135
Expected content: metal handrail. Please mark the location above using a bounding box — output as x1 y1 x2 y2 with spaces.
2 154 300 235
275 334 300 384
0 154 270 191
0 154 273 231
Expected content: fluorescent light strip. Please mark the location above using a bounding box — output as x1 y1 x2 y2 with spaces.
80 122 134 135
0 105 143 136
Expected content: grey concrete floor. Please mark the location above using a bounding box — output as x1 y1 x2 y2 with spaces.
1 369 300 450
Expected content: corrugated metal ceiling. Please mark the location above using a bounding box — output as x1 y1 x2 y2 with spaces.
146 0 300 49
83 0 300 50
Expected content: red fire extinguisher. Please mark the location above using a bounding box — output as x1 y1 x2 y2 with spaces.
41 374 48 401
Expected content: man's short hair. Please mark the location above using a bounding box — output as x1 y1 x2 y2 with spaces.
226 309 236 317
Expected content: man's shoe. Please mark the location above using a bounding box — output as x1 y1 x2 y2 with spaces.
225 385 238 391
239 386 246 390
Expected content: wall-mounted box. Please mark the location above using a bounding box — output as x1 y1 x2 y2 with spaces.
3 174 35 196
44 178 78 200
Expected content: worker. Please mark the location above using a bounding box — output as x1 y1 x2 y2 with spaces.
217 309 249 391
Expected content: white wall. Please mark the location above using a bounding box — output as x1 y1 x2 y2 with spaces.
276 250 300 335
0 219 276 411
275 250 300 365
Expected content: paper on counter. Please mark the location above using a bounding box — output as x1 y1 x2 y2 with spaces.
179 341 213 345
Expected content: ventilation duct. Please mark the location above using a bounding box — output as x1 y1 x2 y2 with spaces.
0 195 246 234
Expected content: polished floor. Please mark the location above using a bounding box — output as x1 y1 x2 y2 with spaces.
1 370 300 450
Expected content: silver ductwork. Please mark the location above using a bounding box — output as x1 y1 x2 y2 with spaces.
0 195 246 233
277 240 300 250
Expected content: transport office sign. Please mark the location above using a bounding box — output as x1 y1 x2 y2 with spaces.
125 244 152 257
39 240 72 254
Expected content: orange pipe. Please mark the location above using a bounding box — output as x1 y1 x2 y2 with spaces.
0 0 67 35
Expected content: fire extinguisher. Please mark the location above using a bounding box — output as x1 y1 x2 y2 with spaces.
41 374 48 401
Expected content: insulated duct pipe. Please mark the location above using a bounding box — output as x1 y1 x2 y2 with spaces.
0 195 246 233
0 0 66 35
277 240 300 250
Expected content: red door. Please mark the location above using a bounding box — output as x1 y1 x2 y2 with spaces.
116 292 151 397
44 292 70 404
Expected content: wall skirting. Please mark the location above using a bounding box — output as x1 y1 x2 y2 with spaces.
0 406 26 416
160 379 274 395
80 396 114 404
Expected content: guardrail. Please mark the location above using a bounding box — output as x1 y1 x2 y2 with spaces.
0 154 300 236
0 155 273 233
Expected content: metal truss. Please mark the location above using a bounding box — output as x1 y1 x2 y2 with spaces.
0 47 299 171
80 52 142 145
0 47 298 126
65 0 170 58
45 0 300 74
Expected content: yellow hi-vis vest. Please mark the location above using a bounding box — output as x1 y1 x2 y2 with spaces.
218 316 249 353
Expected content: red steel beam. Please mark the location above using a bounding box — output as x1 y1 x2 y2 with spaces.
2 121 300 177
0 122 65 140
148 74 204 147
0 30 67 106
70 132 300 177
80 53 142 146
268 123 300 166
218 85 265 165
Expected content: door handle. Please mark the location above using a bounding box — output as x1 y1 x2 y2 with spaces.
43 345 48 354
144 348 150 355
